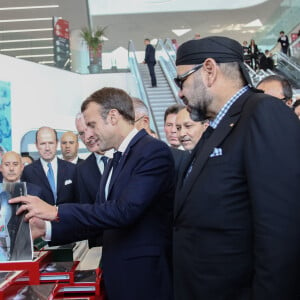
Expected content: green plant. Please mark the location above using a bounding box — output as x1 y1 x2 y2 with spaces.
80 26 107 64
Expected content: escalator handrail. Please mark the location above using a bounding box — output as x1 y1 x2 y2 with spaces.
128 40 160 138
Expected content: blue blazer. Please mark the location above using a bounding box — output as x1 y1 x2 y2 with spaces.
21 158 76 205
173 89 300 300
51 130 175 300
74 153 101 204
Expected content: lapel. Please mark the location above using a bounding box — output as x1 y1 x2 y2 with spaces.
35 159 52 191
56 158 65 193
105 130 147 199
174 91 251 218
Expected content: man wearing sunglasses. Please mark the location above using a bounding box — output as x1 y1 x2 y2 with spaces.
173 36 300 300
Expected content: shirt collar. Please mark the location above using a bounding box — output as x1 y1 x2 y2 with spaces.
40 156 58 168
117 128 139 154
210 86 249 129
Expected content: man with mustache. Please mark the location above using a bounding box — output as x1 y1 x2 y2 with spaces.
173 36 300 300
175 107 208 151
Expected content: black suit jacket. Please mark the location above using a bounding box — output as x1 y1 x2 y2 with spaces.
144 44 156 64
51 130 175 300
74 153 101 204
173 89 300 300
21 158 76 205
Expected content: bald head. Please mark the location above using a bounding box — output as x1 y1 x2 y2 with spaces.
60 131 79 162
0 151 24 182
35 126 58 162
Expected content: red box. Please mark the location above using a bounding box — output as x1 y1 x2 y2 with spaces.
0 251 51 284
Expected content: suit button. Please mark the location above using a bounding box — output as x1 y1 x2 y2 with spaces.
173 226 179 232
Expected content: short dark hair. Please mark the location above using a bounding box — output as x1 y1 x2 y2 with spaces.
257 75 293 101
280 31 285 34
164 104 185 123
81 87 135 123
21 152 34 163
293 99 300 111
35 127 58 143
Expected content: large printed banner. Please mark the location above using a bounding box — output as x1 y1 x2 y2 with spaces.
0 80 11 156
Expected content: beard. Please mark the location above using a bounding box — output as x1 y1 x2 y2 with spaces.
183 75 213 122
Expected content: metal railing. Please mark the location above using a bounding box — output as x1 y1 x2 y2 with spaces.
128 40 159 135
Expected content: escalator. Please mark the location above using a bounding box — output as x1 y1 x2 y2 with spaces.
128 40 181 142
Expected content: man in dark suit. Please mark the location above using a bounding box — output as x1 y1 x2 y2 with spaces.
0 151 42 197
172 36 300 299
74 112 107 205
22 127 76 205
60 131 84 164
143 38 157 87
12 87 175 300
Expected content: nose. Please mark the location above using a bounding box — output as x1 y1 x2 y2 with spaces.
85 127 94 141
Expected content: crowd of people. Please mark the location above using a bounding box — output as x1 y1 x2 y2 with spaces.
241 30 292 71
1 35 300 300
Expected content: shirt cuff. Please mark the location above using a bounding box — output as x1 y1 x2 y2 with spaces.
43 221 52 241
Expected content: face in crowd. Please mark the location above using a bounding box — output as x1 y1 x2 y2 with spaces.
35 127 58 162
164 113 181 148
75 114 101 153
0 151 24 182
60 131 79 161
176 108 208 151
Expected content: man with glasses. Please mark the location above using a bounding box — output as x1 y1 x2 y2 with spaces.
256 74 293 107
173 36 300 300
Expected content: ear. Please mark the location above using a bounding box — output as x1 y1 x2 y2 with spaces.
202 58 218 88
108 109 120 125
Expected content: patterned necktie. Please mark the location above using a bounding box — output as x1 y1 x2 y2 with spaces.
47 162 56 201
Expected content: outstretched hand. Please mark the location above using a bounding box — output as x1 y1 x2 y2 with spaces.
9 195 58 222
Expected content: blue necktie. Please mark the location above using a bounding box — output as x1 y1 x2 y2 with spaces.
47 162 56 202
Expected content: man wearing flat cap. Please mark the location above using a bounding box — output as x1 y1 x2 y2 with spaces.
173 36 300 300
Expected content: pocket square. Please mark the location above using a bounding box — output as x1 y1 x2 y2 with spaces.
210 147 223 157
64 179 72 185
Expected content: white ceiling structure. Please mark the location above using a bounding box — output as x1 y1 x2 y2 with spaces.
0 0 297 66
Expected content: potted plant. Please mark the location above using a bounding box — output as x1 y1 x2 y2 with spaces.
80 26 107 73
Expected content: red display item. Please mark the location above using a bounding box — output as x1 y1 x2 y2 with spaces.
57 268 102 295
0 270 27 299
1 282 58 300
0 251 51 284
39 260 79 283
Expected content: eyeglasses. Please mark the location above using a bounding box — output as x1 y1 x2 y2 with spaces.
134 115 145 123
174 63 203 90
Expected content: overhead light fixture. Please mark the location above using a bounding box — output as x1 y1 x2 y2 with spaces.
0 5 59 11
0 38 53 44
0 17 52 23
0 46 54 52
16 54 54 58
0 28 53 34
172 29 191 37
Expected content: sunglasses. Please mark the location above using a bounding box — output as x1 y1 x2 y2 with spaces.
174 63 203 90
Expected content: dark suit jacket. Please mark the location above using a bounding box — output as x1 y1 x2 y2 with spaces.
76 157 84 164
170 147 190 183
173 89 300 300
51 130 175 300
74 153 101 204
21 158 76 205
145 44 156 64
